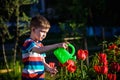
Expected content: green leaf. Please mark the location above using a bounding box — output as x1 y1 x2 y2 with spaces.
21 0 39 5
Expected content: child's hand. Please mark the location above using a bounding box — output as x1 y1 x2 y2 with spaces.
47 67 58 77
58 42 69 49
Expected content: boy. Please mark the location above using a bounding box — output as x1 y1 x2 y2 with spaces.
22 15 68 80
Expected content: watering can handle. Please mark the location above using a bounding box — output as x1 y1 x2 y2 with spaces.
68 43 75 56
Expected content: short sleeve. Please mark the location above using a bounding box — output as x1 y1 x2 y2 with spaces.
41 53 46 57
22 39 37 52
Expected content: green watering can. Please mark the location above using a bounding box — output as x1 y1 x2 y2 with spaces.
54 43 76 64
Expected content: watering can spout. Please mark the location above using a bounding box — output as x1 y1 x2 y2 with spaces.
70 56 76 61
54 43 76 64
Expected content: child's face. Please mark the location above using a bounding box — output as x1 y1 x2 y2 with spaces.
32 27 49 41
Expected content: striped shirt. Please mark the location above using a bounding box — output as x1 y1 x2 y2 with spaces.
22 38 46 80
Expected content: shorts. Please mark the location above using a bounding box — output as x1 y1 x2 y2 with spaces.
22 72 45 80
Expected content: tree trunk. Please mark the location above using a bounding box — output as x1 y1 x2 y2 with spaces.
13 0 19 73
2 38 10 75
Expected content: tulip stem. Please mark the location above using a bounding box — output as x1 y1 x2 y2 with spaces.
101 74 103 80
60 67 63 79
97 75 100 80
65 67 68 75
81 60 84 79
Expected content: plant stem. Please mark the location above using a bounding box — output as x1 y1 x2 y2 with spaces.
81 60 84 79
2 39 10 75
101 74 103 80
97 75 100 80
60 67 63 79
65 67 68 76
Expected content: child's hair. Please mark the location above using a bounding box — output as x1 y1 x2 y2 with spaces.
30 15 50 30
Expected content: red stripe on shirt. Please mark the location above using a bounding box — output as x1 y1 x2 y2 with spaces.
22 57 43 62
22 72 45 78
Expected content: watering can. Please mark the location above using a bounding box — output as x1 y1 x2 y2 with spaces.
54 43 76 64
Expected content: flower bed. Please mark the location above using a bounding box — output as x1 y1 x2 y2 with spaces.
50 36 120 80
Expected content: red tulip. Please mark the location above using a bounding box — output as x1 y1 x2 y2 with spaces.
59 60 75 67
119 64 120 72
77 49 88 60
108 44 117 50
59 60 76 73
94 65 101 74
103 60 108 66
98 53 107 64
107 73 116 80
110 62 120 72
67 65 76 73
94 65 108 74
49 62 55 68
100 66 108 74
65 60 75 66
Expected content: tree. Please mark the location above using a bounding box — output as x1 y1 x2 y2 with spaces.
0 0 38 77
0 17 13 75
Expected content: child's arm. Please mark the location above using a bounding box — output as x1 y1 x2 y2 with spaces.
32 42 68 53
